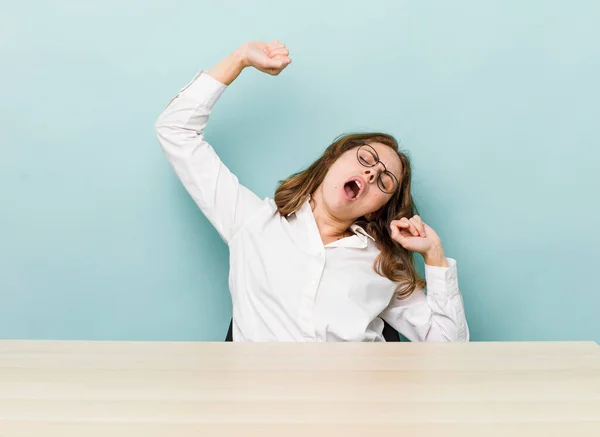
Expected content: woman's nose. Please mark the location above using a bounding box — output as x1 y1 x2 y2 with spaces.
363 168 378 183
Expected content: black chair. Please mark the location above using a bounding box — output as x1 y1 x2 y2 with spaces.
225 318 400 342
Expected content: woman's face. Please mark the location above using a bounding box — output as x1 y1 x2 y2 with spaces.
319 142 404 221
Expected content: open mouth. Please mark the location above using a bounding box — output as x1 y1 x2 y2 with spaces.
343 178 364 200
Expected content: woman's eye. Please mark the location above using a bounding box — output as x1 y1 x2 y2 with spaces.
381 173 395 191
359 153 376 165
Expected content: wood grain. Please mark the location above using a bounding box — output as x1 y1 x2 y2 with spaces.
0 341 598 436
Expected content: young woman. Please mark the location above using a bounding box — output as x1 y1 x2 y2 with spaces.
155 40 469 342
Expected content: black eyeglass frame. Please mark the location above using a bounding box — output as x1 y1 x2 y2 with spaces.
355 142 400 194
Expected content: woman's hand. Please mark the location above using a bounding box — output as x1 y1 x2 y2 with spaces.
390 216 448 267
236 40 292 76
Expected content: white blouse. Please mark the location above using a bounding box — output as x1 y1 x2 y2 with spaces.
155 69 470 342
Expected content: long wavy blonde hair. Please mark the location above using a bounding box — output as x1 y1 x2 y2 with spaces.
274 132 426 299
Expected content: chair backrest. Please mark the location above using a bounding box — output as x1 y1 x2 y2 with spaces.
224 318 400 342
225 318 233 341
381 319 401 342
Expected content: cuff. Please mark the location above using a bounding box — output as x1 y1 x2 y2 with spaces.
178 69 228 109
424 257 459 298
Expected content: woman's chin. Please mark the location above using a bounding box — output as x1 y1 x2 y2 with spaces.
323 194 362 218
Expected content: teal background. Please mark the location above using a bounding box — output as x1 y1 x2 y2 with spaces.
1 1 598 342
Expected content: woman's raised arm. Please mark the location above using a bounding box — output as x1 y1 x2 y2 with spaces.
154 42 291 244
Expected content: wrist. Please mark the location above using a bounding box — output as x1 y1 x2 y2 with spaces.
232 45 250 68
423 244 447 267
207 50 247 86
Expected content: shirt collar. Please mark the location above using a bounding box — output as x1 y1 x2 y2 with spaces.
350 223 375 242
289 195 375 247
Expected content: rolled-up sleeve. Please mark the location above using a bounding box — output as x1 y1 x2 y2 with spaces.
155 70 263 244
379 258 470 342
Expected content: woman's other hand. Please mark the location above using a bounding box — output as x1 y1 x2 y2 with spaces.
236 40 292 76
390 215 448 267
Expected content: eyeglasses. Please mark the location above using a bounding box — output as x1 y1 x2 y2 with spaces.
356 143 400 194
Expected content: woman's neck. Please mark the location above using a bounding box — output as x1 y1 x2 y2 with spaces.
310 190 353 245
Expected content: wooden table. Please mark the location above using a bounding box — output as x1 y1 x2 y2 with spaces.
0 341 598 436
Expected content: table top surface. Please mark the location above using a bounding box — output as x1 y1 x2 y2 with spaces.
0 340 598 437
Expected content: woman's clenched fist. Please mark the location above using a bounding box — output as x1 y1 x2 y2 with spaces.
236 40 292 76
